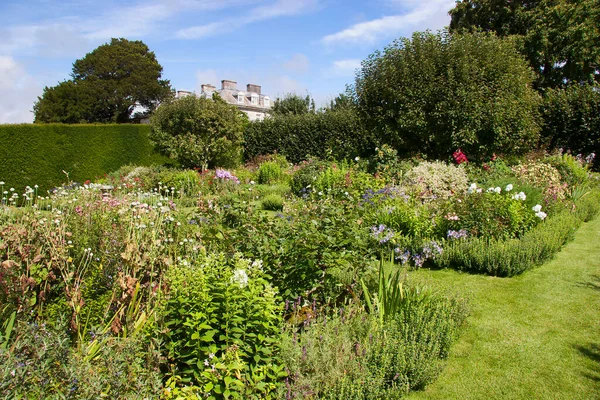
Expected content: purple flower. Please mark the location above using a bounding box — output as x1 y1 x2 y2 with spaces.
412 253 425 267
371 224 394 244
447 229 468 240
215 169 240 184
395 248 411 265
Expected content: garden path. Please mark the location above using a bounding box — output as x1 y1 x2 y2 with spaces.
407 216 600 400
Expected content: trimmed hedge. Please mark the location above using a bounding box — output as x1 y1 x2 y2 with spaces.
244 109 374 164
0 124 171 192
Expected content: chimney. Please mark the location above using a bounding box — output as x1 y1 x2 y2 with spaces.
246 84 261 95
221 80 237 90
201 84 216 93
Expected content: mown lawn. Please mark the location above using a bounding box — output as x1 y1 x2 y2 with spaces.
407 215 600 400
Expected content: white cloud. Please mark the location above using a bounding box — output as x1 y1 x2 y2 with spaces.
322 0 453 45
176 0 318 40
176 22 228 40
283 53 310 74
328 59 361 77
0 56 40 123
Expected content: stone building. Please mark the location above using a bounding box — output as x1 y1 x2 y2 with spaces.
200 80 272 121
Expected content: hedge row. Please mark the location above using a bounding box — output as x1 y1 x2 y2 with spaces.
0 124 171 192
244 109 375 164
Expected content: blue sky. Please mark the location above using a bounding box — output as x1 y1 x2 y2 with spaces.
0 0 455 123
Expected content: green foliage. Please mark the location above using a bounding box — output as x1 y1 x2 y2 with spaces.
0 123 170 191
0 322 162 398
545 153 590 187
271 93 315 116
281 291 468 398
351 30 541 160
449 0 600 88
540 84 600 164
257 161 283 184
512 160 568 202
244 108 374 164
435 191 600 275
34 38 172 123
150 94 247 171
261 194 284 211
160 253 284 398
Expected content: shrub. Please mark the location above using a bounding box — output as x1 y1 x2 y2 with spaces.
280 287 467 399
351 30 541 160
244 108 374 164
512 161 568 202
262 194 284 211
541 84 600 168
0 321 162 398
447 189 538 240
435 190 600 276
402 161 469 201
159 253 284 398
257 161 283 184
545 152 590 187
290 159 330 197
150 94 247 171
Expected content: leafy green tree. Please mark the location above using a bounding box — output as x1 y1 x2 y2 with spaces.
34 38 172 123
271 93 315 116
149 94 247 170
449 0 600 88
351 30 541 160
540 83 600 160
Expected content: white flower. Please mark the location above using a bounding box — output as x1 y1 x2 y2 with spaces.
494 187 501 194
468 183 478 194
318 191 323 196
487 187 496 193
505 184 513 192
535 211 547 220
0 181 4 185
512 192 526 201
232 269 249 288
204 359 210 366
476 188 482 193
532 204 542 213
355 156 360 161
250 180 255 185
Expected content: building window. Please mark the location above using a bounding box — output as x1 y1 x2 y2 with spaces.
237 92 244 104
264 96 270 107
251 93 259 105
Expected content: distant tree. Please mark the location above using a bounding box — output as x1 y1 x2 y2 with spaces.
449 0 600 88
351 30 541 160
149 94 247 171
540 83 600 159
327 93 354 111
271 93 315 116
34 38 172 123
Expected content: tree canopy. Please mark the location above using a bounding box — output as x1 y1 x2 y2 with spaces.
350 30 541 160
271 93 316 116
34 38 172 123
149 94 247 171
449 0 600 88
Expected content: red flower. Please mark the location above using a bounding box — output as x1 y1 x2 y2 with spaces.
452 149 468 165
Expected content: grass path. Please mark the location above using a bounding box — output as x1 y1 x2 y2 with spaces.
407 216 600 400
